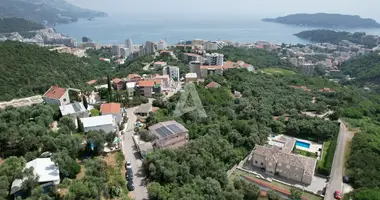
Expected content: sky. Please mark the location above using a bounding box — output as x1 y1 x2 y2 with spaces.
65 0 380 21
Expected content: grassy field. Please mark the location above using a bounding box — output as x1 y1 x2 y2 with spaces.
230 169 323 200
262 68 297 76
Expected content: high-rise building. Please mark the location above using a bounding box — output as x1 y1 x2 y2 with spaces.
125 39 133 49
204 41 218 50
157 40 168 51
120 47 130 58
111 45 121 56
205 53 224 66
145 41 156 55
189 61 201 79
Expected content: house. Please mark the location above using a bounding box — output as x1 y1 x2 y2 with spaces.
251 135 317 185
42 85 70 106
87 80 97 85
205 81 221 89
112 78 125 90
134 103 152 118
59 102 89 119
153 61 167 70
137 80 161 97
153 74 170 90
80 115 117 133
127 74 142 82
163 66 180 81
100 103 122 125
10 158 60 196
185 73 198 83
126 82 136 96
148 120 189 149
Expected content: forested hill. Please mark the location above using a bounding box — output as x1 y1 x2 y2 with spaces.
340 52 380 87
294 30 379 48
0 0 107 25
0 18 45 33
262 13 380 28
0 41 113 101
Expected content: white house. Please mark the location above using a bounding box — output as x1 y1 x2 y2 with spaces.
80 115 117 133
59 102 89 119
42 85 70 106
100 103 123 125
10 158 60 195
126 82 136 96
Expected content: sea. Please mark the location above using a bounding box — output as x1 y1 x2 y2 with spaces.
53 15 380 45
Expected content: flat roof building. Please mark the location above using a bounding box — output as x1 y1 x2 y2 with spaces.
148 120 189 149
80 115 116 133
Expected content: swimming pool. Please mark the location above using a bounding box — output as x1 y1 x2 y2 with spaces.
295 140 311 149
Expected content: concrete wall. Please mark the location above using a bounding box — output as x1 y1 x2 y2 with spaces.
276 162 304 183
84 124 115 133
155 132 188 149
252 154 266 169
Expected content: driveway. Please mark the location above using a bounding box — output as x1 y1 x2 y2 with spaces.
122 106 149 200
324 120 353 200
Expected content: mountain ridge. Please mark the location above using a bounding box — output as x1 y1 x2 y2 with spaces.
262 13 380 28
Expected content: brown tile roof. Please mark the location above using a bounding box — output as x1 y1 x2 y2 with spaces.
87 80 97 85
200 65 224 69
100 103 121 114
223 61 238 69
138 80 155 87
44 85 67 99
184 53 201 57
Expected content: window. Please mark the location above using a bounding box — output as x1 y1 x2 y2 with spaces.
255 160 257 164
63 98 66 102
261 162 263 166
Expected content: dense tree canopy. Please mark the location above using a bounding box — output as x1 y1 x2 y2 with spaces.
0 18 44 33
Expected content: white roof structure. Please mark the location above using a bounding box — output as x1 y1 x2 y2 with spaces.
185 73 197 79
80 115 114 128
59 102 86 116
126 82 136 89
10 158 60 194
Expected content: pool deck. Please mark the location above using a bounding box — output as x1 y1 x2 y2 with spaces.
295 138 322 154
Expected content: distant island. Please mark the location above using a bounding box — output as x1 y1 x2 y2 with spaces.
0 0 107 25
262 13 380 28
294 29 379 48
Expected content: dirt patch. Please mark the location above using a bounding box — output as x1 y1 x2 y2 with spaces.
103 153 118 168
76 164 86 180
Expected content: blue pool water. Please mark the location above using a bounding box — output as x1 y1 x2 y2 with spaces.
296 140 310 149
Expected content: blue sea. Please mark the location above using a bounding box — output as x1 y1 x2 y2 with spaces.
53 14 380 45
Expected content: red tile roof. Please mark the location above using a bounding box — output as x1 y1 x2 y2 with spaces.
205 81 220 88
128 74 141 79
138 80 155 87
44 85 67 99
154 61 166 65
87 80 97 85
112 78 123 84
185 53 201 57
100 103 121 114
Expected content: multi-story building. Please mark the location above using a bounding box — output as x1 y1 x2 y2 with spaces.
298 56 305 66
145 41 156 55
301 63 315 75
153 61 167 70
205 53 224 66
183 53 202 63
148 120 189 149
120 47 130 58
163 66 180 81
126 82 136 96
153 74 171 89
43 85 70 106
192 39 205 47
111 45 121 56
200 65 224 78
185 73 198 83
125 39 133 49
157 40 168 51
289 57 298 66
204 41 218 50
112 78 126 90
189 61 201 79
137 80 161 97
100 103 123 125
251 135 317 185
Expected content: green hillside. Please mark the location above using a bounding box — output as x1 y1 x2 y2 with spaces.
0 17 45 33
0 41 113 101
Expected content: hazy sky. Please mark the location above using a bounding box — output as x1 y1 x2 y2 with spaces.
66 0 380 21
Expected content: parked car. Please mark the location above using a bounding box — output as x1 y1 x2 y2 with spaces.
343 176 350 183
125 161 132 169
334 190 341 199
127 181 135 191
125 168 133 180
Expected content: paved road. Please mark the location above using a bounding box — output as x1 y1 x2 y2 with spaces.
122 106 149 200
143 61 154 71
324 120 352 200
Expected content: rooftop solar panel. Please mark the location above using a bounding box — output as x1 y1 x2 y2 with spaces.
167 124 183 134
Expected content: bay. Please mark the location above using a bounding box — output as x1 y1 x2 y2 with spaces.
53 15 380 45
